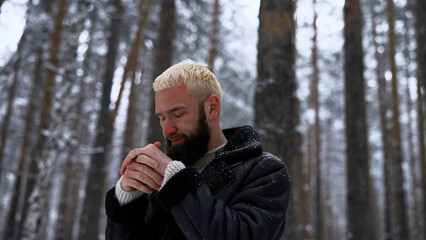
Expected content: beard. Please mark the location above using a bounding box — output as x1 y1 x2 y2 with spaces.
166 110 210 166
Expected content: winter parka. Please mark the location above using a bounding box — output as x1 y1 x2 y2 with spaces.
105 125 291 240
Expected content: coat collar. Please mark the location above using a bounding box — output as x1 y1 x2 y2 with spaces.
202 125 263 194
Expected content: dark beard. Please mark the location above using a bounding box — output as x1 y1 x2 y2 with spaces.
166 111 210 166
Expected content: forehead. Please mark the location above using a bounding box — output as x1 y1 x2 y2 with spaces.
154 83 199 113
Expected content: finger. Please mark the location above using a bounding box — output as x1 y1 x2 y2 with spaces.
122 176 154 194
154 141 162 150
126 162 163 186
120 147 159 175
135 154 159 170
120 150 138 175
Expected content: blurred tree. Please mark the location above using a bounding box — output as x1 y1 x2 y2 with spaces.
415 0 426 236
147 0 176 145
21 0 69 239
369 1 393 239
0 29 25 186
3 45 43 240
207 0 220 71
254 0 302 239
110 0 153 138
343 0 375 239
120 0 154 162
386 0 410 238
401 1 423 238
79 0 124 239
309 0 324 239
53 1 97 239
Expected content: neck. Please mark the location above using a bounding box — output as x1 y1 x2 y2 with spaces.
207 123 227 151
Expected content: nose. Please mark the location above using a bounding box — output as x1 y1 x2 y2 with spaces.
162 118 177 137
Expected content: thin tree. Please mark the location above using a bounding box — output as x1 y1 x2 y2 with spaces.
417 0 426 107
254 0 301 239
147 0 176 144
368 1 394 238
79 0 123 239
0 0 4 13
207 0 220 71
20 0 69 238
402 2 422 238
3 45 43 240
0 31 25 186
415 56 426 240
121 72 139 161
386 0 410 238
415 0 426 236
110 0 153 135
310 0 323 239
53 2 95 239
343 0 375 239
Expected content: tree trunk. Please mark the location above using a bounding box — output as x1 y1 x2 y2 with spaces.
386 0 410 238
0 30 25 188
343 1 375 239
417 0 426 107
310 0 323 239
369 1 393 239
415 0 426 237
0 0 5 13
110 0 153 135
402 2 422 238
79 0 123 239
147 0 176 144
207 0 220 71
3 45 43 240
122 74 138 161
20 1 68 239
416 59 426 240
254 0 301 239
53 2 93 239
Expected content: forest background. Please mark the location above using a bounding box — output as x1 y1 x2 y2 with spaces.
0 0 425 239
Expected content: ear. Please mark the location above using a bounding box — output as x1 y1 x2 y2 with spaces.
205 94 220 121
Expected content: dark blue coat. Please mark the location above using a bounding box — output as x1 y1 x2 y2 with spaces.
105 125 291 239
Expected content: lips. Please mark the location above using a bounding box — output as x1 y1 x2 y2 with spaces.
169 136 185 145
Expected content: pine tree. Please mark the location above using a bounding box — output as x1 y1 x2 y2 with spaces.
255 0 301 238
343 0 375 239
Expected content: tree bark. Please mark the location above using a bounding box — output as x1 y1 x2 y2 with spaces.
310 1 323 239
402 2 422 238
0 31 25 185
415 0 426 237
3 45 43 240
110 0 153 135
254 0 301 239
147 0 176 145
343 0 375 239
79 0 123 239
207 0 220 71
19 0 68 239
386 0 410 238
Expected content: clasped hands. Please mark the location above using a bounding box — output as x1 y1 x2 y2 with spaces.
120 141 172 194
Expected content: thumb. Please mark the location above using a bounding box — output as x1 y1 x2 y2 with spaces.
154 141 162 150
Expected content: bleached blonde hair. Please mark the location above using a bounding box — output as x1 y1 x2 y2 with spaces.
153 59 222 105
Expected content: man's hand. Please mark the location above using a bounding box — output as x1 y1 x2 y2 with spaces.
120 141 173 194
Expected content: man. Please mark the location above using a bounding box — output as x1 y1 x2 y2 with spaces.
105 59 291 239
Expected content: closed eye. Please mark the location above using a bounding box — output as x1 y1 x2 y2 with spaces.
174 111 185 118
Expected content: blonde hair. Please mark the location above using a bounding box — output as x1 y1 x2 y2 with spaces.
153 59 222 104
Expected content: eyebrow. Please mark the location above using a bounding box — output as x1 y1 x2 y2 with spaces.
156 106 187 116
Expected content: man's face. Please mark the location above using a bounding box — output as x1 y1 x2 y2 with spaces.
166 108 210 165
155 83 210 165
